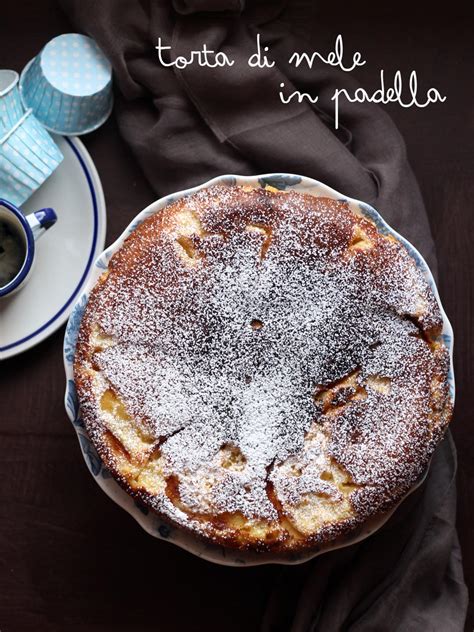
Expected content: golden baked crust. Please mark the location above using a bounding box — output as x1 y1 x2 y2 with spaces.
74 184 452 552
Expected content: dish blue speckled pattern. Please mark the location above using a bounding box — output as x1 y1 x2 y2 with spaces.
63 174 454 566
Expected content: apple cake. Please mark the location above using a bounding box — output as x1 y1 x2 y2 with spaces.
74 184 452 552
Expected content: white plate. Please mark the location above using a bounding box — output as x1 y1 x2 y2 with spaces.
0 135 106 359
63 173 454 566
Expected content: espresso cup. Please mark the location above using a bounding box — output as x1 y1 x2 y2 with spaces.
0 199 57 298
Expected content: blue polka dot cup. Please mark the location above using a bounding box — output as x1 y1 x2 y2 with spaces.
19 33 113 136
0 70 24 137
0 199 57 298
0 109 63 207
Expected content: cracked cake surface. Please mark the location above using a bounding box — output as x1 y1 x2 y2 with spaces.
74 184 452 552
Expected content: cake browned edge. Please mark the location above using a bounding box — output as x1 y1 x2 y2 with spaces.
73 185 453 555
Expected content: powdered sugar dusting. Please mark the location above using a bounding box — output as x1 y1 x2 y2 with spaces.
77 185 449 530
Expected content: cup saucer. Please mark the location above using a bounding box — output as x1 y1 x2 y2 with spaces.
0 135 106 359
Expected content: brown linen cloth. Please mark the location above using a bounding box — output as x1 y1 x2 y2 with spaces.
60 1 468 630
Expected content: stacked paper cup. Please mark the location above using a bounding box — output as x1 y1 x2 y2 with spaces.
0 70 63 207
20 34 113 136
0 33 114 207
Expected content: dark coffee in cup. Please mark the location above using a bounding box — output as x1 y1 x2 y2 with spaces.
0 201 57 298
0 220 26 287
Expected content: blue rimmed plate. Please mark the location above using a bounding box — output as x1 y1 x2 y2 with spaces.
0 135 106 359
63 173 454 566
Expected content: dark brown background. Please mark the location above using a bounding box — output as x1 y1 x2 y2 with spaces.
1 1 473 630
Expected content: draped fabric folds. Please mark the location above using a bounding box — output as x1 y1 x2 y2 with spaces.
60 1 468 628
